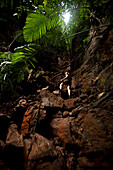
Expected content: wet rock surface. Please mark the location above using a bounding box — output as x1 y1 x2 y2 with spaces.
0 29 113 170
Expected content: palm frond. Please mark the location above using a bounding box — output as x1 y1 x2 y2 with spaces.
0 43 39 87
23 9 60 42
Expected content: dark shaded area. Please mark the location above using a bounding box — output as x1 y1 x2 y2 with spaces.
3 145 25 170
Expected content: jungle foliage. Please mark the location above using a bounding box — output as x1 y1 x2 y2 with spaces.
0 44 40 93
0 0 112 97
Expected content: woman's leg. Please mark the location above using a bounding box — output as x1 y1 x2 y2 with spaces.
67 85 71 98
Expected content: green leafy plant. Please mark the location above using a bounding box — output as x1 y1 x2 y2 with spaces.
83 36 90 45
23 6 62 42
0 44 40 93
23 0 91 53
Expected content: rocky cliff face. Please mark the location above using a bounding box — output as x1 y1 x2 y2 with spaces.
0 25 113 170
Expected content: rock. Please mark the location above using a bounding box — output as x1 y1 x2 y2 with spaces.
15 96 28 108
38 108 47 121
77 156 95 169
53 90 60 95
40 90 63 108
6 124 24 147
95 63 113 91
66 155 76 170
21 103 40 136
0 140 5 150
71 77 77 89
10 97 29 126
93 91 113 108
41 86 49 91
63 111 69 117
18 99 27 106
74 97 81 103
71 106 84 117
4 124 24 170
72 108 113 169
50 117 74 145
25 133 57 160
24 133 64 170
79 93 88 100
53 137 62 146
97 92 105 99
64 98 76 110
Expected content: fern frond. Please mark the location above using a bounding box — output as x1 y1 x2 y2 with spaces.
44 0 47 7
23 9 60 42
11 52 26 64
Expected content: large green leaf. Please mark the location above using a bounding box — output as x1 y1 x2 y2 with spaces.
23 9 60 42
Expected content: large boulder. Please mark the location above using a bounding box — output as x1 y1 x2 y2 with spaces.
40 90 64 108
50 117 74 145
21 102 40 136
6 124 24 147
24 133 64 170
4 124 24 170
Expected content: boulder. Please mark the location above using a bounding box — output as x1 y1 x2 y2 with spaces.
21 103 40 136
4 124 24 170
24 133 64 170
6 124 24 147
40 90 64 108
50 117 74 145
64 98 76 110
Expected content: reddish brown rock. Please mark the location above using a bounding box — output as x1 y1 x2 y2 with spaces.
71 108 113 169
6 124 24 147
21 103 40 136
79 93 88 100
4 124 25 170
71 77 77 89
63 111 69 117
24 133 64 169
40 90 64 108
64 98 76 110
50 117 74 145
71 106 84 117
